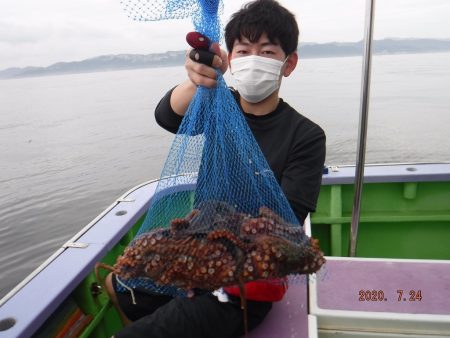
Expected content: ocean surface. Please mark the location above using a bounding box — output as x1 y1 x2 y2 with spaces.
1 52 449 299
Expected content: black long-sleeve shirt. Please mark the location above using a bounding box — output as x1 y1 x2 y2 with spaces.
155 88 326 223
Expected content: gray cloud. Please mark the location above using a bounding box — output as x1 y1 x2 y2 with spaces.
0 20 51 44
1 0 449 70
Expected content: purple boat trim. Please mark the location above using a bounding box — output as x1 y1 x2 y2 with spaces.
322 162 450 185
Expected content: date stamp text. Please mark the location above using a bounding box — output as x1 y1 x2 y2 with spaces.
358 289 422 302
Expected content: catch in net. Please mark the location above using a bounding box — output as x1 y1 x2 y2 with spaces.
114 0 325 300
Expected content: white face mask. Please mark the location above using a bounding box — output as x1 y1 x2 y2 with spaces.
230 55 286 103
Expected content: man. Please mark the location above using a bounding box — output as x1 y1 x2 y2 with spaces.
107 1 325 336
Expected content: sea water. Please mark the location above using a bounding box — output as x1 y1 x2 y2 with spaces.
1 52 449 298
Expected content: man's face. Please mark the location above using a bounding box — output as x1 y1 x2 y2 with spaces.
229 32 287 62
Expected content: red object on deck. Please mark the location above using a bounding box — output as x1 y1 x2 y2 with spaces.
224 278 288 302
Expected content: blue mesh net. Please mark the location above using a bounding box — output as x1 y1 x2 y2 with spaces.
141 77 300 231
120 0 223 42
114 0 324 297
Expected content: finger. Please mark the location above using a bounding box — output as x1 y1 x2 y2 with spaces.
218 49 229 74
188 49 223 68
187 70 217 88
209 42 221 56
189 49 217 67
186 57 217 79
210 43 228 73
185 54 218 87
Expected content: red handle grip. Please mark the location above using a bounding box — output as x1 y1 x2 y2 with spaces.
186 32 211 50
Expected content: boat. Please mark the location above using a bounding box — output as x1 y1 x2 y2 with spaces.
1 0 449 337
1 163 449 338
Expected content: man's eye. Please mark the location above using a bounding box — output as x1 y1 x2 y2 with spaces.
262 50 275 55
236 50 248 54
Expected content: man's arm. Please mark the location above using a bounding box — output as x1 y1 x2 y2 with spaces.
154 88 184 133
281 126 326 224
155 46 229 134
170 80 197 116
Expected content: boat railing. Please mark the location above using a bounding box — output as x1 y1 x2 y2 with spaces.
0 172 197 308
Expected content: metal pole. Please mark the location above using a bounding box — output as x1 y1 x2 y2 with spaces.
349 0 376 257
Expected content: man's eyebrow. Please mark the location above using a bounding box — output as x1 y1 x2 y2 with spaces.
260 41 278 47
234 40 251 46
234 40 278 47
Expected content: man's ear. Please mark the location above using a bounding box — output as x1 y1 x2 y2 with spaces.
283 51 298 77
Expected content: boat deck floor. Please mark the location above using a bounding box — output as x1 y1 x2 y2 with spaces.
249 257 450 337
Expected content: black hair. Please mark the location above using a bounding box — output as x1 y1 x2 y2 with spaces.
224 0 299 55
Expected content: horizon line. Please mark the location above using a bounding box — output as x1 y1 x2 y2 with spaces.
1 36 450 72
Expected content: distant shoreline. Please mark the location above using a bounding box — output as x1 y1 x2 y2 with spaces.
1 38 450 80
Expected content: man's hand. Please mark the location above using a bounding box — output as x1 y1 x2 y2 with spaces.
170 34 229 116
185 41 228 88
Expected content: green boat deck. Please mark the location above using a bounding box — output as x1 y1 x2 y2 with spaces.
312 180 450 259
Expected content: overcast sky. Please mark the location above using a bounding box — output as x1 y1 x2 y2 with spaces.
1 0 449 70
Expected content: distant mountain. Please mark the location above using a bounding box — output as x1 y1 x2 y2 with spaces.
1 38 450 79
0 51 186 79
299 38 450 58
